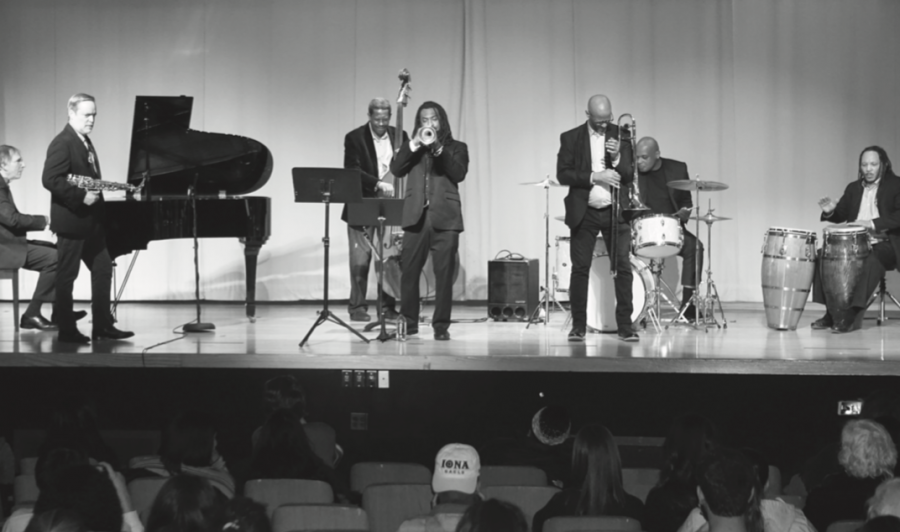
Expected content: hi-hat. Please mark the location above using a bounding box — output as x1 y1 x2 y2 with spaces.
668 179 729 192
690 213 732 223
520 178 562 187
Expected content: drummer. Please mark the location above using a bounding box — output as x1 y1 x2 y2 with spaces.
812 146 900 333
634 137 704 320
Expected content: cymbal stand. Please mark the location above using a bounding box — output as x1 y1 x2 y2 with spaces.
527 176 566 328
640 258 681 332
698 200 727 328
668 180 710 330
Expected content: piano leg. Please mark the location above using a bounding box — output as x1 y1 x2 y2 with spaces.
243 240 263 322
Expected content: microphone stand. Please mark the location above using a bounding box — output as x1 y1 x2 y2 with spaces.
183 178 215 332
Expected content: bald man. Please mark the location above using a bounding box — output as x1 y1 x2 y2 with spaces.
634 137 703 320
342 98 408 323
557 95 638 342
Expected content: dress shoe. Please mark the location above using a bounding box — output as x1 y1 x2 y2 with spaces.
406 327 419 336
20 314 58 331
434 330 451 341
50 310 88 325
810 314 834 330
382 308 400 321
568 328 586 342
349 311 371 322
92 326 135 341
618 329 640 342
58 330 90 344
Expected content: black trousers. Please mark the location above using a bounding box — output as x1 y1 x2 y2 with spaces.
400 209 459 333
54 225 113 332
346 224 397 314
679 227 703 290
812 240 897 321
22 242 57 318
569 206 633 332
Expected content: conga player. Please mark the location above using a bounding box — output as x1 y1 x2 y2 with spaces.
812 146 900 333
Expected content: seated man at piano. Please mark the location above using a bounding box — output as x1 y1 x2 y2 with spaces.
41 93 133 344
342 97 408 323
813 146 900 333
634 137 703 320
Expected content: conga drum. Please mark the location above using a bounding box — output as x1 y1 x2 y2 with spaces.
761 227 817 330
821 225 870 319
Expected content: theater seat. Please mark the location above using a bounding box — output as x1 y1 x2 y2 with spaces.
349 462 431 494
622 468 660 503
245 479 334 518
13 475 38 505
362 484 432 532
543 516 642 532
128 477 168 522
826 521 864 532
482 485 560 525
479 465 547 487
272 504 369 532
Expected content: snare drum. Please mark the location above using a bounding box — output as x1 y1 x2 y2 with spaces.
632 213 683 258
821 225 870 317
760 227 817 330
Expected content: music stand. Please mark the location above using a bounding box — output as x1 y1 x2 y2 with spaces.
348 198 406 342
293 168 369 346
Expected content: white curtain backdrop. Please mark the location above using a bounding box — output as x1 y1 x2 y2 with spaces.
0 0 897 303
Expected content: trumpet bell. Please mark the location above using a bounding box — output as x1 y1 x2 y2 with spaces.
419 126 436 143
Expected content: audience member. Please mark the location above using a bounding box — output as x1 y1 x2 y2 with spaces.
805 419 897 532
146 475 224 532
644 414 720 532
398 444 482 532
39 400 118 469
479 405 573 487
23 510 87 532
678 448 813 532
868 478 900 519
860 516 900 532
218 498 270 532
247 409 348 501
532 424 644 532
130 412 235 498
679 446 762 532
455 499 528 532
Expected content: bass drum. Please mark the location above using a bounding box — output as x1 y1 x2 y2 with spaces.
587 254 653 332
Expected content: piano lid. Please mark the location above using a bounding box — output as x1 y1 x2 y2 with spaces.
126 96 273 198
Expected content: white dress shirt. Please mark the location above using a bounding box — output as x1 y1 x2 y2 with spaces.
586 123 620 209
370 125 392 180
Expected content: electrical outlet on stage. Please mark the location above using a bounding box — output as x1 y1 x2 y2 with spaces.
341 370 352 388
366 370 378 388
378 370 390 389
350 412 368 430
354 370 366 388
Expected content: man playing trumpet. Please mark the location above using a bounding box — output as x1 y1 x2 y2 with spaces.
390 101 468 341
812 146 900 333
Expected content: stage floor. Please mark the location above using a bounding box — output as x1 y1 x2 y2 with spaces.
1 301 899 374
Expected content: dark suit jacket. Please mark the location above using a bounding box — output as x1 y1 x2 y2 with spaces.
821 171 900 271
390 139 468 231
41 123 105 238
0 179 48 269
556 122 635 229
341 123 409 223
638 157 693 223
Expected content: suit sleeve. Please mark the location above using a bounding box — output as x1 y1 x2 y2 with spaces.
873 178 900 232
41 137 86 211
434 141 468 184
821 182 854 224
0 189 46 232
343 132 379 193
674 162 693 221
614 137 635 187
556 132 593 189
390 141 418 177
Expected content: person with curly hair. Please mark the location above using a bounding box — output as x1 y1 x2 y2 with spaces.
805 419 897 531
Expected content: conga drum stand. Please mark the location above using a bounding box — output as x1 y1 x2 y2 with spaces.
865 277 900 325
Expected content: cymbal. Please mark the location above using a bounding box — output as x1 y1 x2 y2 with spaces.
668 179 729 192
690 213 732 223
519 178 562 187
554 216 566 222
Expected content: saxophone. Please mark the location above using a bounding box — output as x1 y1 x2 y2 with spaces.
67 174 143 193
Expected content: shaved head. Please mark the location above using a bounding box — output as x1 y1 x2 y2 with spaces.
585 94 613 133
635 136 661 173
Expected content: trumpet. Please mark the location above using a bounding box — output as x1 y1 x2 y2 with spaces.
617 113 648 213
417 126 436 145
67 174 143 193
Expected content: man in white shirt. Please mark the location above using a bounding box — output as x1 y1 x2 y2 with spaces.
813 146 900 333
342 98 408 322
557 95 639 342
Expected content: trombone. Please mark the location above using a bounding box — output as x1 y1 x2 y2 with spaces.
609 113 648 276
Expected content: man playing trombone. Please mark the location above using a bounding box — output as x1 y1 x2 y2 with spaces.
557 94 638 342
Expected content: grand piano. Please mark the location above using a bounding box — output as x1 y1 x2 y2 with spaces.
105 96 272 319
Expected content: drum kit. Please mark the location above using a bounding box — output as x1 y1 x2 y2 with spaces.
520 174 732 333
